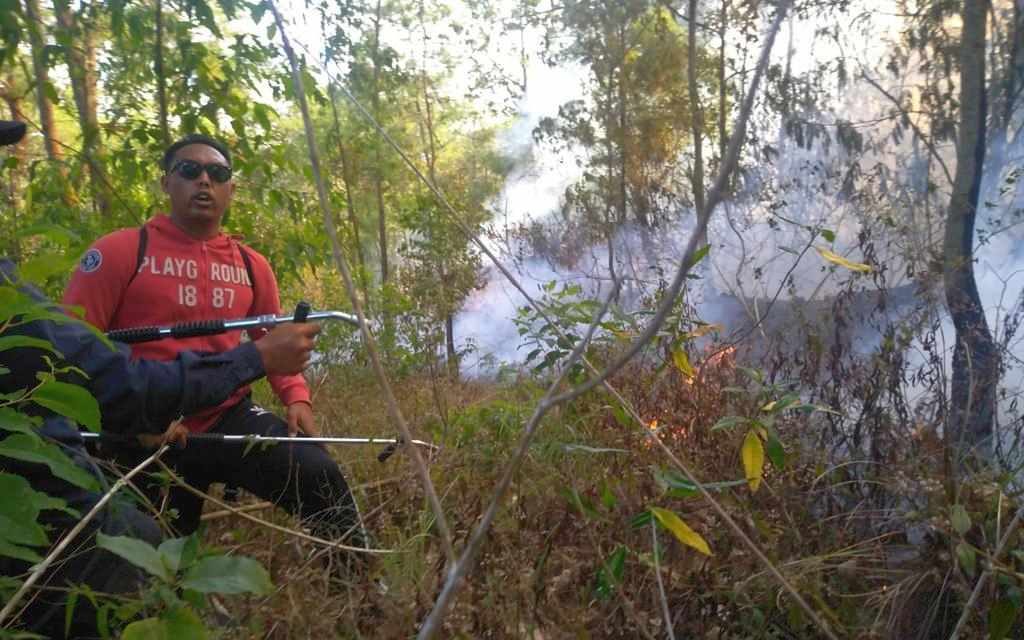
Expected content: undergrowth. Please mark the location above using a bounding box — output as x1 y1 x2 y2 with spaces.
176 334 1024 639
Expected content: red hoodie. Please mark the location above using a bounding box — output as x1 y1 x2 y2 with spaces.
63 214 310 433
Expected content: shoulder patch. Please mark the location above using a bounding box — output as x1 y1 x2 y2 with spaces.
79 248 103 273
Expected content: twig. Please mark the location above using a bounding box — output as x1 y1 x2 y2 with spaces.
155 460 392 555
200 500 274 522
0 445 169 628
652 520 677 640
861 71 955 187
948 505 1024 640
267 0 456 568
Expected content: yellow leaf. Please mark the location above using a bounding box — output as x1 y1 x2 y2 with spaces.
672 348 695 378
742 430 765 492
650 507 712 556
815 247 872 273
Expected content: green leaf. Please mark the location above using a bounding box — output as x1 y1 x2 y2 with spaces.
761 394 800 413
0 539 42 563
609 403 630 429
765 432 785 469
122 608 210 640
956 542 976 577
181 555 273 595
18 252 78 283
0 407 42 436
711 416 746 432
158 535 199 575
0 434 98 490
820 228 836 243
742 430 765 492
652 468 747 498
685 245 710 269
600 483 617 510
0 335 61 356
951 504 971 536
629 510 654 529
592 546 626 600
650 507 712 556
96 533 171 582
989 599 1018 639
31 380 101 432
0 472 72 562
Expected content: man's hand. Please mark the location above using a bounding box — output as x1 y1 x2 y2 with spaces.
286 401 318 437
254 323 321 375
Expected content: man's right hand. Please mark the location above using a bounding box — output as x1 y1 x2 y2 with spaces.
254 323 321 375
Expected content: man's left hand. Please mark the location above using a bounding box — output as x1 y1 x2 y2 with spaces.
286 401 318 437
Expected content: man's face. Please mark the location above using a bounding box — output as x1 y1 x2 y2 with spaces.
160 143 235 228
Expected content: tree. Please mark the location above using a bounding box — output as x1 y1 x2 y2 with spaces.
534 0 717 269
944 0 997 451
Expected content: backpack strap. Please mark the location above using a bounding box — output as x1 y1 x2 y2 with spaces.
109 225 147 325
127 225 148 289
234 241 257 314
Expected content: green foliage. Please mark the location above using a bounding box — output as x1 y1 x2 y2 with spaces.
0 472 74 563
513 280 618 380
96 532 273 634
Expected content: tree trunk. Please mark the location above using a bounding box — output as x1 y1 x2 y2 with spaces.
688 0 707 249
371 0 389 285
23 0 62 161
154 0 170 147
1004 0 1022 138
943 0 997 452
54 0 109 215
718 0 728 164
328 86 370 299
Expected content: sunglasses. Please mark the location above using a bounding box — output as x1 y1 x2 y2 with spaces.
170 159 233 183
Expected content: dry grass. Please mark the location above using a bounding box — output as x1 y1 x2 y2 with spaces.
175 345 1022 639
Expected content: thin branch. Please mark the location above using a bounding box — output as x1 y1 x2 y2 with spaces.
0 445 169 628
861 71 955 187
156 460 390 555
266 0 457 567
651 520 677 640
416 278 622 639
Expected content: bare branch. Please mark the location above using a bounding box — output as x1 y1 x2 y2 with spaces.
267 0 457 567
0 446 169 627
416 278 622 639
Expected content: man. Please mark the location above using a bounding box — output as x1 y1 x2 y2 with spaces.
62 134 365 548
1 115 324 638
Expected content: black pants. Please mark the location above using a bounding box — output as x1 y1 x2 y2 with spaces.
0 458 161 639
125 397 365 548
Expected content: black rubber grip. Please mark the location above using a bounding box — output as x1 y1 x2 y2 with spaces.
169 319 227 339
377 440 401 463
294 301 311 323
107 326 162 343
181 432 225 442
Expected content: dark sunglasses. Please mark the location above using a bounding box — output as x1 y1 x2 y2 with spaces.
170 159 233 183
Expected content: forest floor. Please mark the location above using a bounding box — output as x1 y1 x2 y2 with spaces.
198 351 1002 640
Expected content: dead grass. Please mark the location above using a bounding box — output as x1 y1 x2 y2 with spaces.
182 347 1020 639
